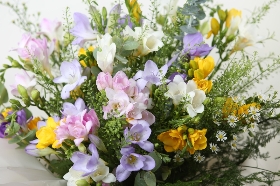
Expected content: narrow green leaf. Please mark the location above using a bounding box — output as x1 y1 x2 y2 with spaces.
115 54 128 63
8 135 21 144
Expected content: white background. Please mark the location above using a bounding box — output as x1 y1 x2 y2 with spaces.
1 0 280 185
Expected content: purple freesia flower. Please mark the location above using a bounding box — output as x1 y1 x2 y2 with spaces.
71 144 99 176
118 15 134 29
16 109 26 126
124 122 154 152
25 139 57 157
169 72 187 82
53 60 87 99
70 13 97 46
134 60 168 90
62 98 86 116
116 146 155 182
183 32 213 57
0 114 9 138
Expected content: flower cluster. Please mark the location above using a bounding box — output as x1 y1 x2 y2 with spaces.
1 0 280 186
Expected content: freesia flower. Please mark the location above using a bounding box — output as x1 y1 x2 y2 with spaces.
184 80 206 117
96 72 113 91
27 117 41 130
157 129 186 152
165 75 187 105
90 160 116 183
10 70 36 96
123 25 164 56
70 12 97 46
116 146 155 182
168 72 187 83
187 129 207 154
25 139 57 157
63 167 90 186
40 18 62 41
36 117 61 149
16 34 54 77
62 98 86 116
96 33 116 74
124 122 154 152
231 25 263 53
112 71 130 91
0 114 9 138
134 60 168 90
103 88 133 119
16 109 27 126
53 60 87 99
183 32 213 58
226 8 242 36
192 56 215 79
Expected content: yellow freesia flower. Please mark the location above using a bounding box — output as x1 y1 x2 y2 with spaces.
193 78 213 93
193 56 215 79
157 129 186 152
27 117 41 130
36 117 61 149
188 129 207 154
226 8 242 36
206 18 220 39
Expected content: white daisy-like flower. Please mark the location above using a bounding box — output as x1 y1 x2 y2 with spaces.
194 153 205 163
216 130 227 142
173 154 184 163
232 134 238 141
227 115 238 127
249 122 258 132
209 143 220 154
248 106 260 120
213 114 221 126
231 141 238 151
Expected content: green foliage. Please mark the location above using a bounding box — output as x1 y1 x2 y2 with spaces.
0 82 8 105
48 159 73 178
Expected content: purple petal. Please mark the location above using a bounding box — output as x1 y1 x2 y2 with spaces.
136 79 148 91
116 164 131 182
61 83 78 99
120 146 135 155
75 98 86 112
137 141 154 152
142 155 155 170
141 111 155 125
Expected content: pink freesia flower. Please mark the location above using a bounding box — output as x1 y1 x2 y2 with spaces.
55 109 100 146
40 18 62 41
16 34 54 77
103 88 133 119
10 70 36 96
112 71 130 91
96 72 113 91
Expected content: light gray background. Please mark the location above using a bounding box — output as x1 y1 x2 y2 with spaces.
0 0 280 184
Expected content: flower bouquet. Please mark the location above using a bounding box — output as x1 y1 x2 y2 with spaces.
1 0 280 185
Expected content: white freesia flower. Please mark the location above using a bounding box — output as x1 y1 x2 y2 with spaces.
232 24 263 52
63 167 90 186
165 75 187 105
184 80 206 118
123 25 164 56
91 160 116 183
97 33 116 74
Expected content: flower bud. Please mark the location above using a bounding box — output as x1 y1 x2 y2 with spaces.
2 64 10 69
31 89 40 102
78 143 87 153
102 7 107 25
76 179 90 186
188 69 194 78
188 128 194 135
226 34 236 43
218 9 226 21
183 134 188 140
211 18 220 35
177 125 187 133
17 85 29 99
189 60 198 70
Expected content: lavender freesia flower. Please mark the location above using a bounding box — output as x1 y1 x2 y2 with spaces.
134 60 168 90
53 60 87 99
116 146 155 182
124 122 154 152
71 144 99 176
16 109 26 126
183 32 213 57
70 13 97 46
25 139 57 157
62 98 86 116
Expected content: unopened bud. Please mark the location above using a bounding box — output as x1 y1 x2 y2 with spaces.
188 128 194 135
17 85 29 99
177 125 187 133
226 34 235 43
76 179 90 186
188 69 194 78
31 89 40 102
78 143 87 153
2 64 10 69
183 134 188 140
189 60 198 70
218 9 226 22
